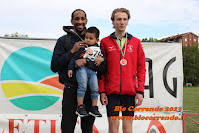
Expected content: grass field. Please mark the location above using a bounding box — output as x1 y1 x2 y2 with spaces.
183 87 199 133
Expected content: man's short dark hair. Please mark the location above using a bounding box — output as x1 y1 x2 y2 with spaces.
71 9 87 20
86 27 100 38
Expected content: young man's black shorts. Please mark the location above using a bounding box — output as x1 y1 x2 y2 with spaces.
106 94 135 117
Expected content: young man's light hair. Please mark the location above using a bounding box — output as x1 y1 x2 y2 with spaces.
111 8 131 21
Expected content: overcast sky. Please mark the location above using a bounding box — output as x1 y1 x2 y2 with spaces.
0 0 199 40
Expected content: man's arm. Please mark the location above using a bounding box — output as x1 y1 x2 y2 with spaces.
51 36 74 72
136 40 146 94
135 40 146 106
100 92 108 105
51 36 85 72
95 46 107 74
98 40 108 105
75 58 87 68
77 46 107 73
68 49 83 71
135 93 143 106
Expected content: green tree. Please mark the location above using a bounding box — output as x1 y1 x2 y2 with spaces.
4 32 28 38
183 44 199 86
141 38 160 42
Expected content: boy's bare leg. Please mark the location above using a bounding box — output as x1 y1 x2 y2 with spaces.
92 99 98 106
77 97 84 106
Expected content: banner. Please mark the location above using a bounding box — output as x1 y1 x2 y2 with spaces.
0 38 183 133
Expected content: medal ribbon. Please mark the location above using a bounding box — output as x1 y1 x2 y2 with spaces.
116 33 128 58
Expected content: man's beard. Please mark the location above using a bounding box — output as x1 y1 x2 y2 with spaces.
74 24 85 35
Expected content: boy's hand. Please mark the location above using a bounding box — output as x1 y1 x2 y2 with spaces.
95 57 104 66
68 70 73 78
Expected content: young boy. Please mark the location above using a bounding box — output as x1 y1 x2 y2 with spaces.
68 27 104 117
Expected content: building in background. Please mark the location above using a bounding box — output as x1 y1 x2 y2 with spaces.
160 32 198 46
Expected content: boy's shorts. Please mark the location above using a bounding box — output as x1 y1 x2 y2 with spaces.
106 94 135 117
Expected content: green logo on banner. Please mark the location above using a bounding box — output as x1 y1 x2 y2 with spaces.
0 46 63 111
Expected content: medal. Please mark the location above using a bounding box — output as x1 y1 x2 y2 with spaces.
117 33 128 66
120 59 127 66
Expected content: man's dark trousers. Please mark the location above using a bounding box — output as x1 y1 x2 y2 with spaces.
61 85 95 133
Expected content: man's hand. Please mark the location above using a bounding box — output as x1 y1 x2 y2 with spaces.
135 93 143 106
100 93 108 105
95 57 104 66
75 58 87 68
70 41 86 54
68 70 73 78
